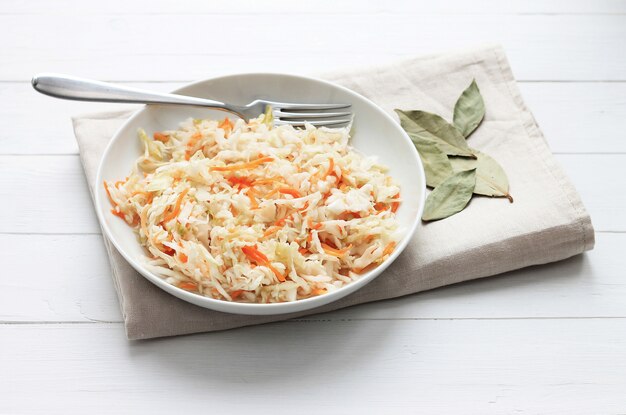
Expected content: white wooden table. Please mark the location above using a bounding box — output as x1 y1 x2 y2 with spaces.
2 1 625 413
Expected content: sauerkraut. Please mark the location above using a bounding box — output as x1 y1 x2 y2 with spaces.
104 113 401 303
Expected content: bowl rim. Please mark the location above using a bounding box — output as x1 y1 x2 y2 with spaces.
94 72 425 314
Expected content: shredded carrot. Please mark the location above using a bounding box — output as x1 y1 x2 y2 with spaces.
241 245 285 282
178 253 188 263
337 211 363 221
246 188 258 209
114 179 126 188
364 234 375 243
228 176 256 188
264 188 280 199
110 208 126 220
351 263 378 275
163 188 189 223
374 202 390 212
218 117 234 135
306 233 313 243
184 132 202 160
298 248 309 255
161 245 175 256
178 281 197 290
278 187 301 198
307 218 323 230
391 192 401 213
230 205 238 216
263 226 281 237
153 132 169 142
230 289 244 300
210 156 274 172
321 243 352 257
383 241 396 257
274 212 292 227
310 288 327 296
298 201 310 212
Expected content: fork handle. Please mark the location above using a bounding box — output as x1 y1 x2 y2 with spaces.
31 73 245 117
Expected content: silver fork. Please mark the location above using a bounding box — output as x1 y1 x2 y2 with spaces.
31 73 352 127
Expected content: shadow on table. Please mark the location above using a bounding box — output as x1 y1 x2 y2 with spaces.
125 252 590 384
126 307 403 384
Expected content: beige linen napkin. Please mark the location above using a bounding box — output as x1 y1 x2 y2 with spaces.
73 45 594 340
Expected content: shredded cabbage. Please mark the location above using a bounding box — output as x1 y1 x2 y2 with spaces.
104 113 401 303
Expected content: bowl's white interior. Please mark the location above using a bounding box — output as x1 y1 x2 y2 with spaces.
95 73 425 315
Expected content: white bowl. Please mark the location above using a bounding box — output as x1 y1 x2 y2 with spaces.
95 73 425 315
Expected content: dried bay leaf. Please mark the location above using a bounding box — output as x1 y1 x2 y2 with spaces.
412 139 454 187
449 151 513 202
453 79 485 138
395 109 474 158
422 169 476 221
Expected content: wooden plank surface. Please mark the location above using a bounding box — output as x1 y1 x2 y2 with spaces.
1 320 625 414
1 14 625 81
3 0 626 15
3 82 626 155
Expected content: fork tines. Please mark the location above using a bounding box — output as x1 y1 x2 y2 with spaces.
273 102 352 127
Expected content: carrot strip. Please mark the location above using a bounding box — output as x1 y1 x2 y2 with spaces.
298 201 310 212
179 253 188 263
110 208 126 220
185 132 202 160
278 187 301 198
391 192 401 213
163 188 189 223
321 243 352 257
307 218 323 230
263 226 281 237
241 245 285 282
274 211 294 227
383 241 396 257
351 263 378 275
161 245 175 256
228 176 256 188
153 132 169 142
310 288 327 296
230 289 244 300
298 248 309 255
178 281 197 290
218 117 234 135
246 188 258 209
264 188 280 199
210 156 274 172
374 202 390 212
